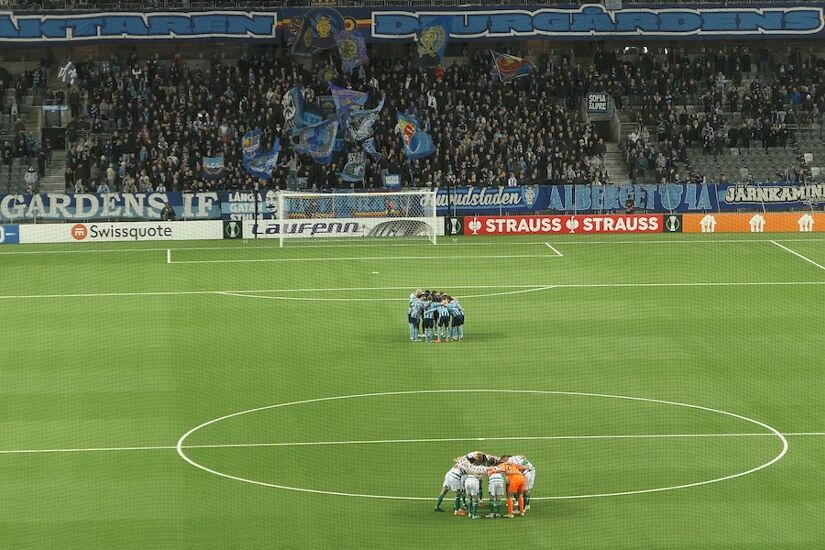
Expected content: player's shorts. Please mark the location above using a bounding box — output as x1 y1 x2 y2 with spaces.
438 315 450 327
451 315 464 327
423 318 433 329
507 474 525 493
524 469 535 491
488 479 505 498
443 472 463 492
464 476 480 497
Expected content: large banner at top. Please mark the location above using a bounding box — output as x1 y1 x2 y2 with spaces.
1 5 823 43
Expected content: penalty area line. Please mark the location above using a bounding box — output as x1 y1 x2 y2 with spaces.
770 240 825 272
1 432 822 456
544 242 564 257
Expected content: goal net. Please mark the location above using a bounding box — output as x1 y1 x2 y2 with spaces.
273 190 438 247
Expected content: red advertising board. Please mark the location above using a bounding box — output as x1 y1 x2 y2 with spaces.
463 214 664 235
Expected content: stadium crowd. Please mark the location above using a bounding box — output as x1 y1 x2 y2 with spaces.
3 44 825 192
50 48 606 191
9 48 608 193
610 46 825 184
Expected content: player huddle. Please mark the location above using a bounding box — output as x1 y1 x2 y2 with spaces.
407 289 465 343
435 451 535 519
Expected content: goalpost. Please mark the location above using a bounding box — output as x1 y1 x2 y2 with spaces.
274 190 438 247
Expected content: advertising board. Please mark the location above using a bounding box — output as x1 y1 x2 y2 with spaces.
681 213 822 233
463 214 663 235
18 221 223 243
243 218 442 239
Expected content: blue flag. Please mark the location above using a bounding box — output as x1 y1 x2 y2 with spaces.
243 138 281 180
202 156 225 180
242 129 261 157
293 119 339 165
335 31 368 74
282 86 305 129
330 84 368 123
396 113 435 160
362 137 382 161
341 152 366 183
348 98 384 141
414 16 452 68
316 95 337 120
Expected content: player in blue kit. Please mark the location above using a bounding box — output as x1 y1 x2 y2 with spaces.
434 296 451 343
446 296 465 341
408 292 424 342
406 290 466 342
408 289 423 341
422 293 438 343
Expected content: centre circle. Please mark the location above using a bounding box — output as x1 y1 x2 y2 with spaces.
176 389 788 500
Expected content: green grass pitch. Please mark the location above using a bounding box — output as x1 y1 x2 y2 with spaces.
1 233 824 549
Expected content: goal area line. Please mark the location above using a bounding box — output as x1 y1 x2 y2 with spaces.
165 248 564 264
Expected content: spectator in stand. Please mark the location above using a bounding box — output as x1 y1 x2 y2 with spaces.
24 166 38 192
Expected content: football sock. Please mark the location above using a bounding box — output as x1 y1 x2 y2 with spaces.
454 495 461 511
525 493 531 506
518 495 525 513
506 498 513 516
435 494 445 509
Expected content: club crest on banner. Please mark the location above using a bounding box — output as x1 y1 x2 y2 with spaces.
418 25 446 58
291 8 345 56
521 185 539 209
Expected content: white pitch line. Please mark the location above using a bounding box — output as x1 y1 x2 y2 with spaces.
219 286 555 302
1 432 822 456
1 280 825 300
2 237 825 256
544 242 564 256
166 248 171 264
771 240 825 272
169 254 559 264
550 281 825 289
